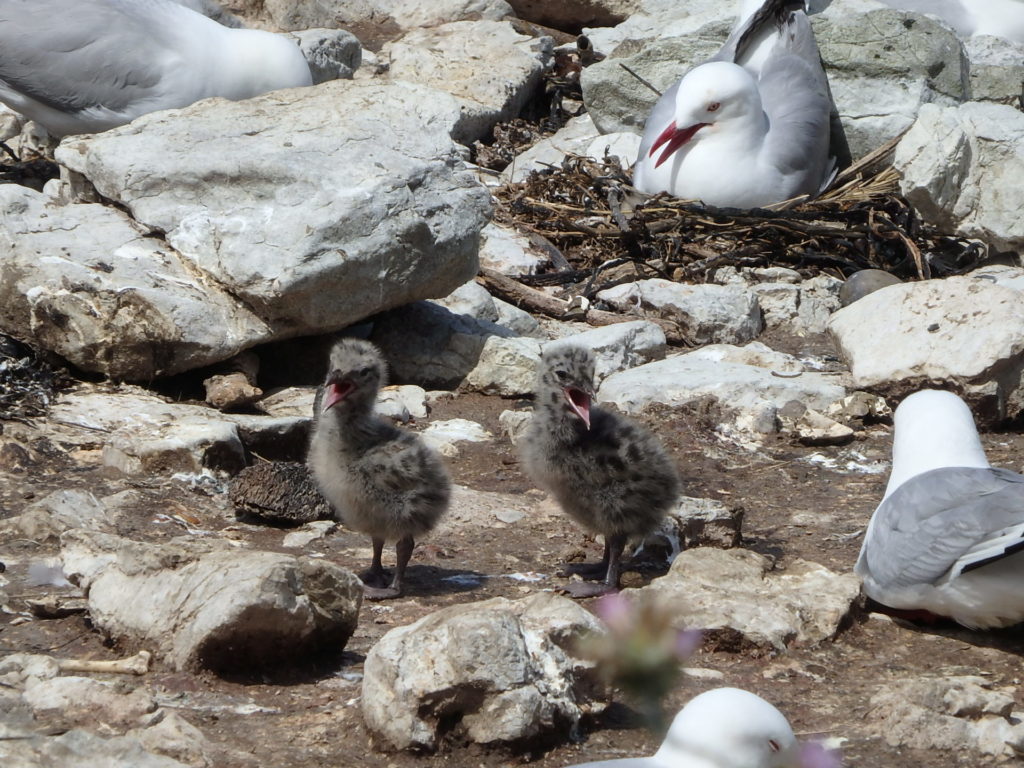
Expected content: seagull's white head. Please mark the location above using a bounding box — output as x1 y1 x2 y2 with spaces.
884 389 990 499
652 688 806 768
648 61 763 169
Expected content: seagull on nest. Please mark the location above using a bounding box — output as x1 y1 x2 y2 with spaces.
632 0 834 208
0 0 312 137
564 687 839 768
856 389 1024 629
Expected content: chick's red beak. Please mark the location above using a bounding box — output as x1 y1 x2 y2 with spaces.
563 386 592 430
649 120 708 169
322 379 355 412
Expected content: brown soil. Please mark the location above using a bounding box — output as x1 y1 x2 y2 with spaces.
3 331 1024 768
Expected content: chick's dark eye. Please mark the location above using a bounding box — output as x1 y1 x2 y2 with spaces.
554 369 568 380
707 101 720 112
358 366 374 377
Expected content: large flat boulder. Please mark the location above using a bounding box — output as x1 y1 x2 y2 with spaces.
59 531 362 673
828 275 1024 419
361 592 608 751
28 79 491 380
894 101 1024 253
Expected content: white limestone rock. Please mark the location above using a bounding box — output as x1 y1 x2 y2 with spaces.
478 222 551 276
421 418 493 458
598 344 846 432
894 101 1024 252
814 7 969 158
597 279 762 345
0 185 268 381
59 530 362 673
372 302 542 395
964 35 1024 103
631 547 861 651
544 320 666 385
868 676 1024 757
48 80 490 374
45 385 308 476
0 490 110 543
287 28 361 84
361 592 608 751
502 114 641 182
383 20 553 142
828 275 1024 418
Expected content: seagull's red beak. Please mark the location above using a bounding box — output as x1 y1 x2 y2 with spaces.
322 379 355 412
563 386 592 430
649 121 708 168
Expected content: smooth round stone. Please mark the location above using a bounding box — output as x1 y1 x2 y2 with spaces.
839 269 902 307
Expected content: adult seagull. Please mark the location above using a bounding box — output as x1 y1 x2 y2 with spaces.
856 389 1024 629
564 687 837 768
632 0 833 208
0 0 312 137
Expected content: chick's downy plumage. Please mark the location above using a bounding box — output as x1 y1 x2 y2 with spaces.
308 338 450 600
521 345 680 597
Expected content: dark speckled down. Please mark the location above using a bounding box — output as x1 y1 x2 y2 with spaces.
307 338 450 543
521 345 680 539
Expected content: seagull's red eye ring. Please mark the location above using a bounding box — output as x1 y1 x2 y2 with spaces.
707 102 721 112
768 739 781 753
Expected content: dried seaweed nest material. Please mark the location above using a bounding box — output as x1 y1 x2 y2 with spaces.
229 461 334 526
493 136 985 292
0 335 69 422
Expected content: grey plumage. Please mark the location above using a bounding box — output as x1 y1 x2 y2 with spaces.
0 0 311 136
308 338 450 600
521 345 680 597
859 467 1024 589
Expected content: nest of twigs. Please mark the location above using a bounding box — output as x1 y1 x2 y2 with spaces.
493 135 985 296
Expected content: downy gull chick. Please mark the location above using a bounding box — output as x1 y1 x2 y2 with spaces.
564 687 837 768
0 0 312 137
308 338 451 600
521 345 680 598
856 389 1024 629
632 0 834 208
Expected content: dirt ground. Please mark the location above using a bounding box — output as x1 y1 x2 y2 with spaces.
3 329 1024 768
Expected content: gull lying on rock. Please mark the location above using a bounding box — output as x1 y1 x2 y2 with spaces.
0 0 312 137
632 0 833 208
521 345 679 598
308 338 451 600
565 687 838 768
856 389 1024 629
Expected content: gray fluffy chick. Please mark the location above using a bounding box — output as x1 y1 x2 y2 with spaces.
521 345 680 597
308 338 451 600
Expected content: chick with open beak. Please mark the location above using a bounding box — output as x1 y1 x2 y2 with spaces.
308 338 451 600
521 345 681 597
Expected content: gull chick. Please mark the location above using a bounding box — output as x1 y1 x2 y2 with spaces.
857 389 1024 629
633 0 833 208
308 338 450 600
521 345 680 597
0 0 312 137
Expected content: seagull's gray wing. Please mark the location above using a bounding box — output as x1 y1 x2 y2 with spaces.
0 0 181 113
755 9 832 186
859 467 1024 589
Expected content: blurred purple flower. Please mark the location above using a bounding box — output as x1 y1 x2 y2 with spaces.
799 740 842 768
594 592 633 631
674 628 702 659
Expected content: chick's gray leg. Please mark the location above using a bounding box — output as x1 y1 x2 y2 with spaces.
364 535 414 601
564 533 626 599
360 537 391 589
